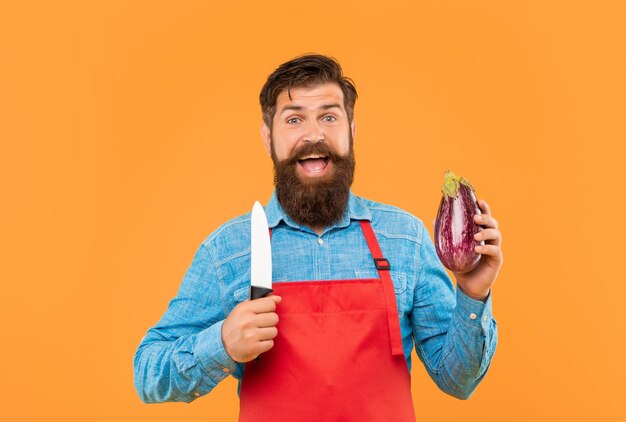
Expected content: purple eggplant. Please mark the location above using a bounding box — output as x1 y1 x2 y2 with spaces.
434 170 484 273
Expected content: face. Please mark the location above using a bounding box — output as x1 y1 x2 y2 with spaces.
261 82 356 180
260 83 357 228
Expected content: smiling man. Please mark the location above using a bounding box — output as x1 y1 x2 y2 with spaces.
134 54 502 421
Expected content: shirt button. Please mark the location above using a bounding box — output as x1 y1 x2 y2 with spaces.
469 313 477 320
483 315 488 322
317 238 324 245
223 367 231 373
194 392 200 397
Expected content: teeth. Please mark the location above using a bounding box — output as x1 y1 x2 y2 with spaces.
300 154 327 160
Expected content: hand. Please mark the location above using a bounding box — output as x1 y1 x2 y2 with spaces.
453 199 503 301
221 295 281 363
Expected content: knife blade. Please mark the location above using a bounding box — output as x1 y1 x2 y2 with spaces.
250 201 273 300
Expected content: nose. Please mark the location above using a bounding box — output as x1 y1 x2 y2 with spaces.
302 119 324 143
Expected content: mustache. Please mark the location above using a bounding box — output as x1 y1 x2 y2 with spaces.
284 142 342 166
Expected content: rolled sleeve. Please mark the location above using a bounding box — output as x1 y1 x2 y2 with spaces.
454 288 493 333
454 287 498 379
194 320 238 380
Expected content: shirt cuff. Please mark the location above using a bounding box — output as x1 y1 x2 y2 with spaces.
193 320 238 381
454 287 493 333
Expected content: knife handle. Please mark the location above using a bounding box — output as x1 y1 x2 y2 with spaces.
249 286 273 363
250 286 273 300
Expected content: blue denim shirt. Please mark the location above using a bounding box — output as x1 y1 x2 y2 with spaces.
134 191 497 403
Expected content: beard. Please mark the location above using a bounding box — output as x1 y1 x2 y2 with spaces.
271 136 355 229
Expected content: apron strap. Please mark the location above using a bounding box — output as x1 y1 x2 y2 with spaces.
359 221 405 357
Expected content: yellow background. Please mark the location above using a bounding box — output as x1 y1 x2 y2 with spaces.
1 1 624 420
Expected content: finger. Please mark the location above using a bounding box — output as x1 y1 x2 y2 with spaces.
474 244 502 258
474 228 501 246
247 295 282 313
267 294 282 304
254 339 275 355
474 213 498 229
256 326 278 341
477 199 491 215
255 312 279 328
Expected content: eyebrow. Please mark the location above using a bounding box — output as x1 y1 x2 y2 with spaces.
279 103 342 115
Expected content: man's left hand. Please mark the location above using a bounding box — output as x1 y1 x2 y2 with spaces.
453 199 503 301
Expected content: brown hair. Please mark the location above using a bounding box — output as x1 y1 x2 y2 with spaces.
259 53 358 129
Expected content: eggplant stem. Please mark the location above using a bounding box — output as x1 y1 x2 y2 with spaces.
442 170 475 198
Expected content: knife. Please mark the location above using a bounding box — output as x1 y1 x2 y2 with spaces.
250 201 273 300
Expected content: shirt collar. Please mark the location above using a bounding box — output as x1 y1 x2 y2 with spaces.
265 190 372 232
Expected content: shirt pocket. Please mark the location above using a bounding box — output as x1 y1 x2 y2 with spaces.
355 270 407 317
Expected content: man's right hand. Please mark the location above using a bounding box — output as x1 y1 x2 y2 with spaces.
221 295 281 363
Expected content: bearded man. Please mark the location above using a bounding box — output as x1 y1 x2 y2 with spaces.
134 54 502 421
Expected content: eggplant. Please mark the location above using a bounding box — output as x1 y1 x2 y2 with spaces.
434 170 484 273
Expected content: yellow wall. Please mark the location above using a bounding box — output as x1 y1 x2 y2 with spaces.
1 1 624 420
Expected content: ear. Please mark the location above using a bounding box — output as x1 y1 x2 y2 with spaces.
260 122 271 157
351 119 356 139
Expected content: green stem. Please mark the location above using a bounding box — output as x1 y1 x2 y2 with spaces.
441 170 475 199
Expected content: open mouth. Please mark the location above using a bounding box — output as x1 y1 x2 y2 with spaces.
297 154 331 176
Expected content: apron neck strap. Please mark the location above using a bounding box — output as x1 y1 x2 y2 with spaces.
359 220 405 356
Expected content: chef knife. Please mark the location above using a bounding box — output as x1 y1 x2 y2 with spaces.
250 201 273 300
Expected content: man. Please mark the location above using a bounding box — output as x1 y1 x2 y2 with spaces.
134 54 502 421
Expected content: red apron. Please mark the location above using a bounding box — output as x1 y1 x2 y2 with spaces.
239 221 416 422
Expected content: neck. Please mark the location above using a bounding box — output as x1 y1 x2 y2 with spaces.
309 225 325 236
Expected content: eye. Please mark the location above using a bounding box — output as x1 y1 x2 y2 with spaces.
287 117 301 124
322 115 337 122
